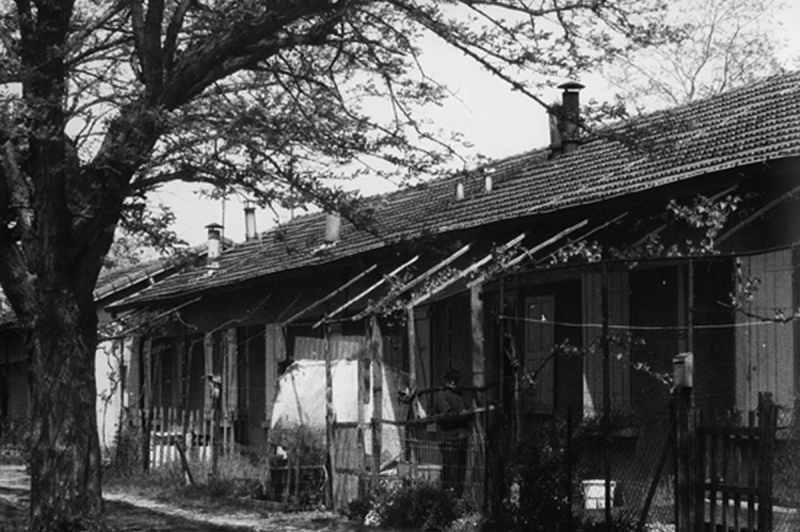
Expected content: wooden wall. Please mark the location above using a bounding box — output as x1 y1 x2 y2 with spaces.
735 249 796 411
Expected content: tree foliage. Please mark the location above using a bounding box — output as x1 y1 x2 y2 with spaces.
0 1 671 530
600 0 794 111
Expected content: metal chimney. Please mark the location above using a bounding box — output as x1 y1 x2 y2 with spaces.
548 102 563 153
559 81 584 154
205 222 223 271
244 201 257 241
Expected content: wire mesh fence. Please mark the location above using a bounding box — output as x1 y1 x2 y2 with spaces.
393 425 487 503
135 399 800 531
773 405 800 532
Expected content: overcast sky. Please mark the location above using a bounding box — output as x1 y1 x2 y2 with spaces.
151 2 800 247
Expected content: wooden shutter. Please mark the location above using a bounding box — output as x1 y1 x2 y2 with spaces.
524 295 555 413
264 324 285 425
582 271 631 417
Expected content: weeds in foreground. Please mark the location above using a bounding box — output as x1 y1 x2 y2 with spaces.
343 480 472 532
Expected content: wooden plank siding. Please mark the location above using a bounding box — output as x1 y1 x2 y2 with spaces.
583 271 631 416
293 335 367 361
735 249 796 411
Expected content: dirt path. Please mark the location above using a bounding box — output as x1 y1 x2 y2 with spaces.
0 465 352 532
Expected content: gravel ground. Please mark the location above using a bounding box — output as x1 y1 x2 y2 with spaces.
0 464 354 532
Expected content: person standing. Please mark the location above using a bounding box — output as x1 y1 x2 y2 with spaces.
434 369 470 497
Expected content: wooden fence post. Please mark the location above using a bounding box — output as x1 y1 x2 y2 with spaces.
758 392 775 532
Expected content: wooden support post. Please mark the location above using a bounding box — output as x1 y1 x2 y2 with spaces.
141 337 153 472
601 262 612 531
370 317 383 490
471 284 485 504
758 392 775 532
407 306 417 390
471 285 485 390
405 306 417 465
324 325 334 509
687 260 694 352
224 328 238 437
211 390 221 478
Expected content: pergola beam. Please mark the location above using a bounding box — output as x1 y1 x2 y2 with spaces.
410 232 526 307
313 255 419 328
467 218 591 288
352 241 473 321
282 263 378 326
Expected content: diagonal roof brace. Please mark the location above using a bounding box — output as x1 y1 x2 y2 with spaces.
351 241 473 322
410 232 527 307
627 184 739 251
281 263 379 326
103 296 204 339
466 218 591 289
313 255 419 328
714 183 800 247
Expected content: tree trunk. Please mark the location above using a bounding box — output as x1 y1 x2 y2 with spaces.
27 293 104 531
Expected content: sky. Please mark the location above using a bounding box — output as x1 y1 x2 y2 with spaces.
149 2 800 247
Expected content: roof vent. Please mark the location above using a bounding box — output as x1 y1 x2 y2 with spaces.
455 182 465 201
324 213 341 244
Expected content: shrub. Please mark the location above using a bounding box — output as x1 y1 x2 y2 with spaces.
343 492 375 523
574 514 638 532
348 480 463 532
105 417 144 477
485 420 587 532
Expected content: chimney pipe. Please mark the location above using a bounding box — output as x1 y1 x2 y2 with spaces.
244 201 257 241
206 222 223 271
558 81 584 154
548 103 563 153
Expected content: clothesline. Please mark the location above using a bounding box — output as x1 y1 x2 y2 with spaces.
499 314 797 331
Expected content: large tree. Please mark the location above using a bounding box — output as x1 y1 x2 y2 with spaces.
0 1 667 530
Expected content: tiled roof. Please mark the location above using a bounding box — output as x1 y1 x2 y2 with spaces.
93 259 174 301
119 71 800 307
0 254 193 326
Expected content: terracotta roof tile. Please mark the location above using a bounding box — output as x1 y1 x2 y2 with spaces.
119 71 800 307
